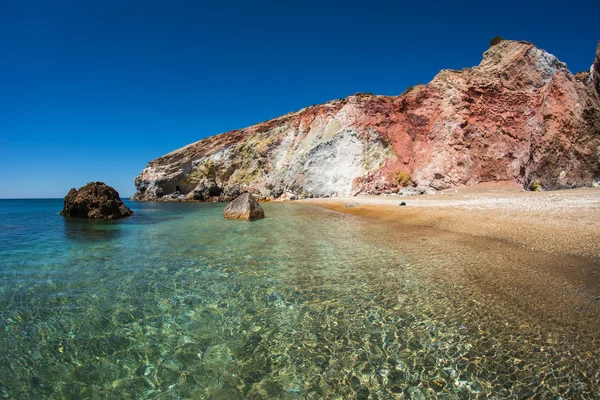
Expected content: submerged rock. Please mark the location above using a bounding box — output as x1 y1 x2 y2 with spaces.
223 193 264 220
60 182 133 219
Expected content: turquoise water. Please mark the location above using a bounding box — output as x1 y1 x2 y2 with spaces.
0 199 599 399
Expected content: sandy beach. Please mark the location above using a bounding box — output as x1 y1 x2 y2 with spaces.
303 182 600 260
301 183 600 335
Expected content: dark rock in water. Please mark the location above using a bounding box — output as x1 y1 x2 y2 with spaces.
223 193 264 220
60 182 133 219
400 201 407 206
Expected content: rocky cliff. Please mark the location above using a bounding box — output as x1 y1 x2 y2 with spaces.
133 39 600 201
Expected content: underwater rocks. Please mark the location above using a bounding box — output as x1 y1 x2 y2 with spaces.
60 182 133 219
133 40 600 201
223 193 265 220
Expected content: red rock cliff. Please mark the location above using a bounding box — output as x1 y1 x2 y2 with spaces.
133 40 600 201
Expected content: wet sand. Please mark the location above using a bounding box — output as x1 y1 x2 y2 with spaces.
303 183 600 260
301 183 600 335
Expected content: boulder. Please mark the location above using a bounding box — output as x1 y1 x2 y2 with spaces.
223 193 264 220
60 182 133 219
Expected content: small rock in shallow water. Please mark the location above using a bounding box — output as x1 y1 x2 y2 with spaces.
400 202 407 206
345 203 359 208
223 193 265 220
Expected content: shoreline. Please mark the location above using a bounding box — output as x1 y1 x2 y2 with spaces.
301 183 600 261
301 183 600 334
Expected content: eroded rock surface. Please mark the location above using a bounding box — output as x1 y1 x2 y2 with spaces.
133 40 600 201
61 182 133 219
592 41 600 97
223 193 265 220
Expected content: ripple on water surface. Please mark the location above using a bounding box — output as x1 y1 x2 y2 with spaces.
0 200 599 399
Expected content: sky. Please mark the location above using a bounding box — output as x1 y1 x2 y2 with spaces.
1 0 598 198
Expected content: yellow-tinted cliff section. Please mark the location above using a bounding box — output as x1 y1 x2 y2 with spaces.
133 40 600 202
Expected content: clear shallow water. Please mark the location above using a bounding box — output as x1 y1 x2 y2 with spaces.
0 199 599 399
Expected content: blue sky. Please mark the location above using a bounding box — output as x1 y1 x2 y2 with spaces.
1 0 598 198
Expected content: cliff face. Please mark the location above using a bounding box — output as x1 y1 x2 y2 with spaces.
133 40 600 201
593 40 600 97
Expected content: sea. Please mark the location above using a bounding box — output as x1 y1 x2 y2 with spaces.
0 199 598 399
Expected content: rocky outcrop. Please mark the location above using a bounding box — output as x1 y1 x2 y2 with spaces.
223 193 265 220
133 40 600 201
61 182 133 219
592 41 600 98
